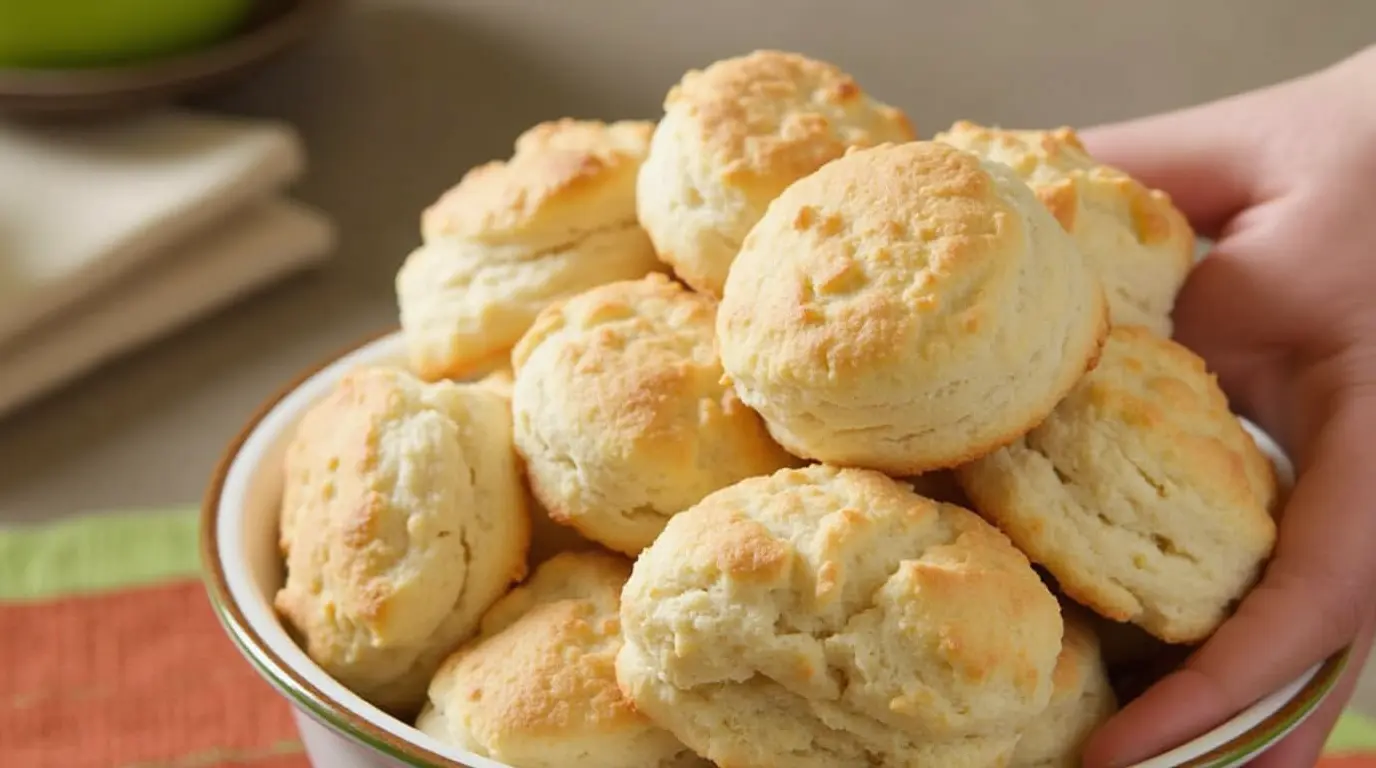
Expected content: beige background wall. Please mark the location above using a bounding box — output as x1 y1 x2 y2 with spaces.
0 0 1372 521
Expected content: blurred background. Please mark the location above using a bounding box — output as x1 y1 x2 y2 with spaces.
1 0 1371 522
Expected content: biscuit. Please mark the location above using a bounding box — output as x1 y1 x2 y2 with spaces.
511 273 797 555
467 365 597 565
417 551 708 768
1011 607 1117 768
935 121 1195 337
717 141 1109 475
636 49 914 297
397 119 665 381
956 326 1279 643
615 464 1064 768
274 366 530 714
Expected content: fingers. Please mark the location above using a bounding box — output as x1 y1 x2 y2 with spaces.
1249 682 1348 768
1082 397 1376 767
1169 197 1325 442
1077 46 1366 237
1083 583 1367 767
1077 88 1282 236
1249 617 1375 768
1168 222 1295 429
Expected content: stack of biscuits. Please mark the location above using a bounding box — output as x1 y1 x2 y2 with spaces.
273 49 1282 768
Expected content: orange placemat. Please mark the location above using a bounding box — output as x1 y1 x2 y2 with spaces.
0 510 307 768
2 509 1374 767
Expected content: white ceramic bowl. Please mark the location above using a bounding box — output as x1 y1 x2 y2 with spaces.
201 330 1350 768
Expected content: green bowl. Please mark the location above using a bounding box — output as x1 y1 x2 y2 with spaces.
0 0 256 69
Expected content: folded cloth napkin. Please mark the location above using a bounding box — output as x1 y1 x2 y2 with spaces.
0 197 333 417
0 109 335 417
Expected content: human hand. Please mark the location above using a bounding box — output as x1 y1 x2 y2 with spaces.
1077 44 1376 767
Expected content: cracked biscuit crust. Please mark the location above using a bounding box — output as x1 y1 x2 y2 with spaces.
636 49 915 297
956 326 1279 644
417 551 708 768
511 274 796 556
615 464 1062 768
399 119 665 381
274 366 530 714
934 121 1195 338
717 140 1108 475
423 118 656 249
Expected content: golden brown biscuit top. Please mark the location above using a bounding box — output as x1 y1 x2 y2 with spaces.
629 465 1062 712
510 272 796 550
277 366 511 647
477 549 631 637
514 117 654 156
935 121 1192 257
429 551 641 738
666 49 914 193
938 121 1096 179
513 273 715 374
422 118 654 243
512 274 731 457
1071 325 1279 516
719 140 1031 382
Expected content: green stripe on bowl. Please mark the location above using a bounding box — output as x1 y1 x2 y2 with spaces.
0 508 200 601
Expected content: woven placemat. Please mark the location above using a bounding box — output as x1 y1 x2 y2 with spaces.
0 510 306 768
2 509 1374 767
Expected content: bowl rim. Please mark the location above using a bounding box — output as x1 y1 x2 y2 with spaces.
200 327 473 767
200 329 1352 768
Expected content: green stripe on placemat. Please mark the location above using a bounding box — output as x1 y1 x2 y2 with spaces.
1 506 1375 759
0 508 200 601
1329 712 1376 753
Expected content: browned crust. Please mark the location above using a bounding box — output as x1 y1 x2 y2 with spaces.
201 327 488 766
798 282 1110 477
412 344 515 384
202 326 1350 768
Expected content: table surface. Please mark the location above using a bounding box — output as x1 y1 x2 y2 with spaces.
0 0 1372 710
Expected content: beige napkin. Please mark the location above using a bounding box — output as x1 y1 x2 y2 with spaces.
0 110 305 342
0 198 333 417
0 110 336 417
